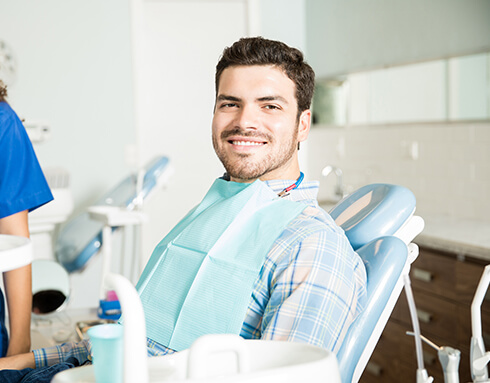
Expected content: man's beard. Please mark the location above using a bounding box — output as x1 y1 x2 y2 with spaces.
213 126 298 181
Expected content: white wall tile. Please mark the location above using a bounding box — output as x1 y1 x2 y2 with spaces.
307 122 490 222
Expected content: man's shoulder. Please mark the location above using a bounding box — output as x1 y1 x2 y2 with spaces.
285 204 344 239
268 203 351 261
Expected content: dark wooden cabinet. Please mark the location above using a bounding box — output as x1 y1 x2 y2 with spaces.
359 247 490 383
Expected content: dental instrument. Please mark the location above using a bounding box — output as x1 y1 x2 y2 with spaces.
407 332 461 383
88 205 147 320
470 264 490 382
277 171 304 198
404 274 434 383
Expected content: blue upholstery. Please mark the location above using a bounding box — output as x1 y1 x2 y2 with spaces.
336 236 408 383
330 184 416 250
330 183 417 382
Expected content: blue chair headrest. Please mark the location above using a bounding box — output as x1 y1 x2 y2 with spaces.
329 184 416 250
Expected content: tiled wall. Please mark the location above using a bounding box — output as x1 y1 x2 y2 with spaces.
307 122 490 222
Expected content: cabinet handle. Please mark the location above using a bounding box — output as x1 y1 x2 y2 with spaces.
483 332 490 346
412 268 433 283
423 351 437 366
365 361 383 377
417 309 432 323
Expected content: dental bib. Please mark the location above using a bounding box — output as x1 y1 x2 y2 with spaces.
136 178 306 351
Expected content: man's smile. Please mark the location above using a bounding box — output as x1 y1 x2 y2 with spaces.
230 140 265 146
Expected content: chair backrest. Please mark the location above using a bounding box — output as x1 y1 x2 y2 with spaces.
328 184 424 383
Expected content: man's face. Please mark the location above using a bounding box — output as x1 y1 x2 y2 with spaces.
212 65 310 182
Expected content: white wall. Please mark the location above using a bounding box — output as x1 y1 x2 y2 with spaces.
0 0 135 212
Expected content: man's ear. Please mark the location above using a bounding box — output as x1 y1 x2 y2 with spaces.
297 109 311 143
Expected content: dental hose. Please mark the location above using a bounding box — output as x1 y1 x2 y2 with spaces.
403 274 430 382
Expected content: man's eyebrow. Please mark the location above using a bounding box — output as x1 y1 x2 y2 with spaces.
257 95 289 104
216 94 241 102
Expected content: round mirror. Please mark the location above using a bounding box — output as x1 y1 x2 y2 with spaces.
32 259 70 315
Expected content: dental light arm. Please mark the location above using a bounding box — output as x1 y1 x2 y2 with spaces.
471 265 490 382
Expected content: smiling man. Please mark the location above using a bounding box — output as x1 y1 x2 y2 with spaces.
212 64 309 182
0 37 366 382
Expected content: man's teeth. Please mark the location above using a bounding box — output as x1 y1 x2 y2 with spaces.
232 141 263 146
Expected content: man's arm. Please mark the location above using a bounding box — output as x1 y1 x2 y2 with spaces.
0 340 91 370
257 229 367 352
0 210 32 356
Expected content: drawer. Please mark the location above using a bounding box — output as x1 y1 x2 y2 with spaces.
411 249 458 301
360 321 414 382
412 248 487 305
393 289 458 341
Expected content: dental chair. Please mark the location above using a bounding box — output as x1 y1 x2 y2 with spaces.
55 156 172 273
331 184 424 383
52 182 423 383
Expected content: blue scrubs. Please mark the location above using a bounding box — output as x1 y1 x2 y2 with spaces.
0 101 54 356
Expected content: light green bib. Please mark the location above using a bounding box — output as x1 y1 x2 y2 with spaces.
136 178 306 351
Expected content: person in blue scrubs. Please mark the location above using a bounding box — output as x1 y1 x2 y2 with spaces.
0 81 53 357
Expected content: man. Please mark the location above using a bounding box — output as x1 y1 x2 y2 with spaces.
0 37 366 380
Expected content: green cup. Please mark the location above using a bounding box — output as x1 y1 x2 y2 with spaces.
88 324 124 383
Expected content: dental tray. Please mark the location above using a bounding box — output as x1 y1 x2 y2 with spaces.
56 156 171 273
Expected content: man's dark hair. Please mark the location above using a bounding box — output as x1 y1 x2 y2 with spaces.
215 37 315 117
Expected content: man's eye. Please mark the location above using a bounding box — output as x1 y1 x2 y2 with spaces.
221 103 238 108
264 105 280 110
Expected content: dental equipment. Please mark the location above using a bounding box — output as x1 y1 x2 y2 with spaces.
52 182 423 383
52 273 342 383
88 206 147 320
407 332 461 383
404 275 434 383
471 264 490 382
56 156 172 274
327 183 425 383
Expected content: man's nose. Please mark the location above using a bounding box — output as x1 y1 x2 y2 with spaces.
235 105 258 130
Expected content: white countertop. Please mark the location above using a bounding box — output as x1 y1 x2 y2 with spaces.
320 201 490 262
415 215 490 262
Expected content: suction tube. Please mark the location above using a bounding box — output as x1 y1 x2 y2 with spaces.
403 275 434 383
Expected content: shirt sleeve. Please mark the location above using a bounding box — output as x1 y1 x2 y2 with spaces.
0 102 53 218
33 340 91 368
259 229 367 353
33 338 176 368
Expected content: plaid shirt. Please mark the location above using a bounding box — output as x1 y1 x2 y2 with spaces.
34 179 366 367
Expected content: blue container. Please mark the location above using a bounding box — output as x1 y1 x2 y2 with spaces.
88 324 123 383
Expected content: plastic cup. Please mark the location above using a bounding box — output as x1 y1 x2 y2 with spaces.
88 323 124 383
